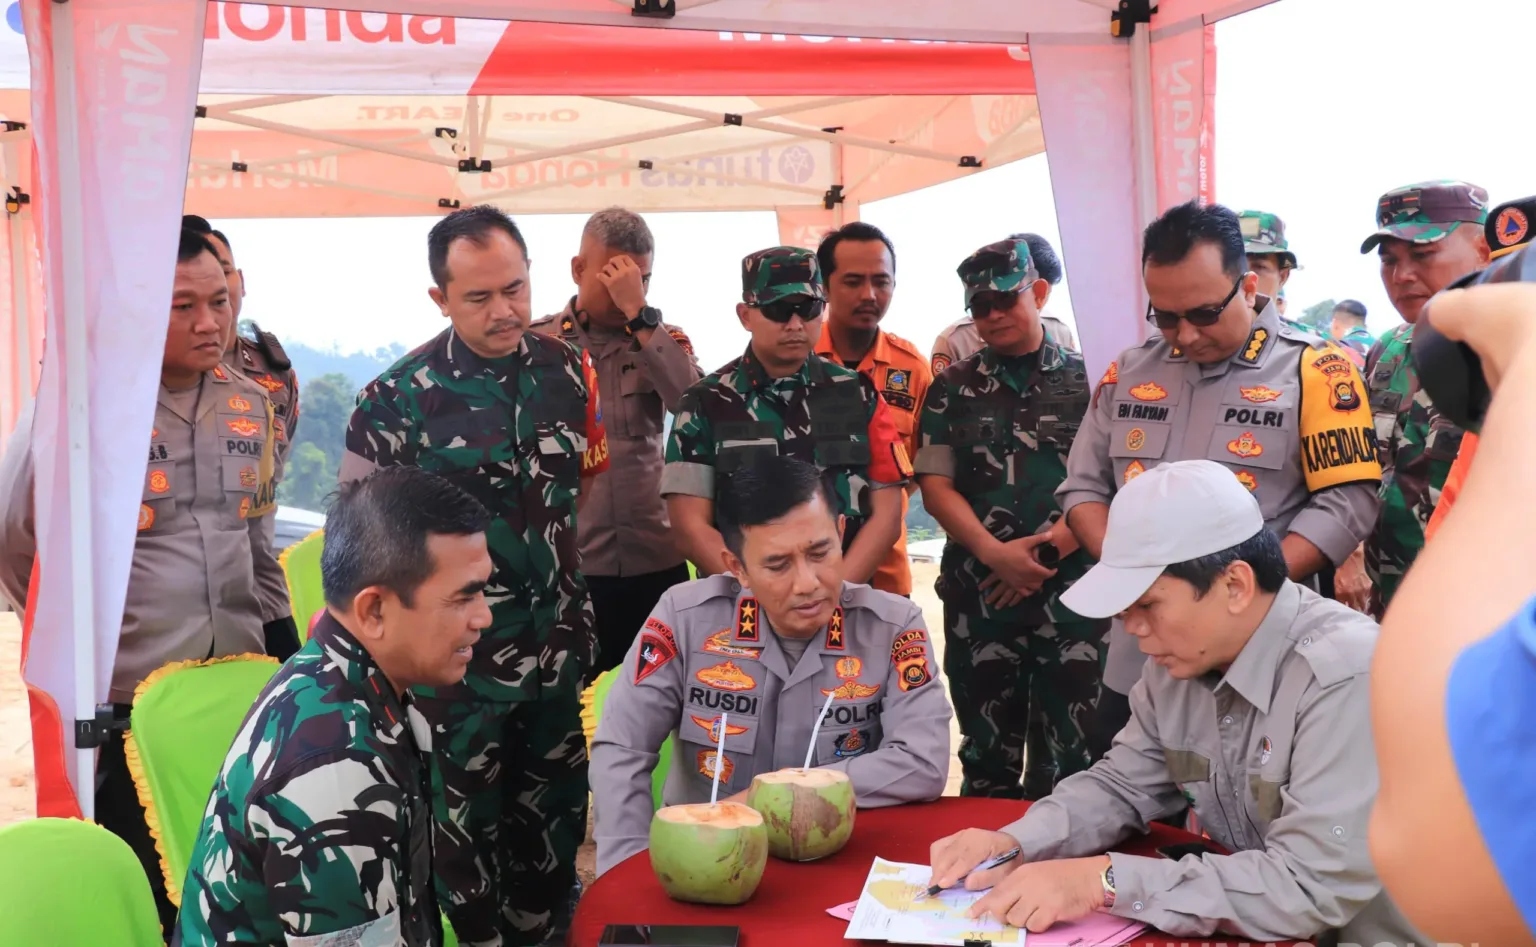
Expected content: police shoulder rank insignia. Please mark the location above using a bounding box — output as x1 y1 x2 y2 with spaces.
891 629 931 692
1240 386 1282 403
702 629 761 659
833 730 871 758
735 598 761 643
1235 470 1258 492
1239 327 1270 364
1227 431 1264 459
1128 381 1168 402
1100 361 1119 386
211 366 229 382
824 608 845 650
560 315 576 336
696 661 757 692
635 617 679 685
931 353 951 375
690 714 748 741
1124 459 1146 483
697 749 734 782
668 328 695 356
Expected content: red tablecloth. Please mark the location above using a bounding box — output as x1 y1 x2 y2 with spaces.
571 797 1228 947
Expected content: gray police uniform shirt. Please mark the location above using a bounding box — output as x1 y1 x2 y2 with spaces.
931 311 1077 373
1000 581 1426 945
590 574 954 876
1058 300 1382 694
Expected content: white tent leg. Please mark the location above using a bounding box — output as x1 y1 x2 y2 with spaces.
1129 25 1158 231
50 2 97 816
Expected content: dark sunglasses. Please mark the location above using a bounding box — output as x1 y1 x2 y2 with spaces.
969 290 1022 319
1146 275 1244 330
759 296 825 324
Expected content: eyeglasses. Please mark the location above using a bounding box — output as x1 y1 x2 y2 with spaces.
1146 275 1245 330
969 290 1021 319
758 296 826 324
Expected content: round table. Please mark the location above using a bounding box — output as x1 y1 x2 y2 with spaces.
571 797 1224 947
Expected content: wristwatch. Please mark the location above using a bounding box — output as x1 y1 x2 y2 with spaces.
627 305 662 333
1100 861 1116 909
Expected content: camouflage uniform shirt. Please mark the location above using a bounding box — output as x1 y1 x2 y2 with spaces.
661 346 910 550
915 342 1093 624
178 613 440 947
339 328 607 702
1363 323 1463 611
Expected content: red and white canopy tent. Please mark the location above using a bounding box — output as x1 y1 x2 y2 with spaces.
10 0 1269 814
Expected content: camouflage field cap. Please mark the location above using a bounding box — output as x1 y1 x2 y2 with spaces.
1237 210 1299 269
1486 195 1536 259
957 237 1040 308
741 246 824 306
1360 180 1491 253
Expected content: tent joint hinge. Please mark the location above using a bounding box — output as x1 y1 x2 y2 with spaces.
1 120 26 132
439 198 461 210
1111 0 1156 38
458 158 491 173
231 161 248 173
6 188 29 215
821 126 844 134
194 105 207 119
632 0 676 18
959 156 982 168
823 185 845 210
638 160 655 170
435 127 458 139
75 704 126 750
723 113 743 127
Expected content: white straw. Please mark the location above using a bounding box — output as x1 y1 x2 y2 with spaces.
804 689 837 769
709 712 728 804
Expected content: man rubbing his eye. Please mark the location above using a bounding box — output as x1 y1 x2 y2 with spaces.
1057 201 1381 770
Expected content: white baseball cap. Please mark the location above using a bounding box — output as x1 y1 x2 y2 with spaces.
1061 460 1266 619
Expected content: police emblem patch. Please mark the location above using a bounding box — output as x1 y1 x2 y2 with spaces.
254 374 285 393
1330 380 1361 412
1227 431 1264 459
884 368 911 393
225 417 261 438
690 715 748 741
238 496 252 519
1240 386 1282 404
148 470 170 494
696 661 757 692
238 466 257 488
1129 382 1168 402
137 504 154 531
1125 428 1146 452
1496 206 1530 248
227 396 252 413
697 750 734 782
702 630 761 659
1124 459 1146 483
833 730 871 758
635 631 678 685
931 353 951 375
1235 470 1258 492
1100 361 1119 386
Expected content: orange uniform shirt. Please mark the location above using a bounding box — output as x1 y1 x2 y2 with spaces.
1424 431 1477 543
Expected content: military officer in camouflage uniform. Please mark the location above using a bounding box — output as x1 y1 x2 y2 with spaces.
184 213 302 657
592 457 951 875
931 233 1077 375
1360 180 1491 617
1060 201 1381 756
914 238 1105 799
1328 300 1375 368
339 206 610 947
663 246 909 585
179 466 494 947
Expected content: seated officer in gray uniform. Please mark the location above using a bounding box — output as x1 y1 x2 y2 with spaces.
929 461 1425 946
591 456 953 876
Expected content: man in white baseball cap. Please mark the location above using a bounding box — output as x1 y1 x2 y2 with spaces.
927 460 1426 946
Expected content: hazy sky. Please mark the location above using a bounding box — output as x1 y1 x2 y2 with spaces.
225 0 1536 376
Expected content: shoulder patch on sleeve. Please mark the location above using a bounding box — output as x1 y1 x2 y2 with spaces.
1297 345 1382 491
1099 360 1119 386
1295 607 1379 688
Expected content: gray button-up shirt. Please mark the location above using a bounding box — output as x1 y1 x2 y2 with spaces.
998 581 1424 945
590 575 953 876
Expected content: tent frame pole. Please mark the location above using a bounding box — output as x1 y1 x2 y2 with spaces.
1129 25 1158 232
4 137 28 427
49 0 98 818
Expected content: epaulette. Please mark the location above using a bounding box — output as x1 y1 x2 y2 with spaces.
883 332 925 359
1276 320 1326 349
841 583 923 628
1294 606 1378 689
252 325 291 371
666 573 742 611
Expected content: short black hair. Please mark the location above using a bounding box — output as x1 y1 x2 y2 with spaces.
182 214 232 259
1161 528 1288 598
1334 299 1368 320
1142 200 1246 280
716 456 834 557
179 228 218 265
428 204 529 289
817 221 897 281
321 466 492 609
1007 232 1062 285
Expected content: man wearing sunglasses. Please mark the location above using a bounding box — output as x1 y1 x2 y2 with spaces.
663 246 910 589
931 232 1077 375
915 237 1106 800
1058 200 1382 756
1360 180 1491 618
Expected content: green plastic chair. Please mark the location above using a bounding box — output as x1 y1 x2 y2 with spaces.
0 817 165 946
279 528 326 643
582 667 674 810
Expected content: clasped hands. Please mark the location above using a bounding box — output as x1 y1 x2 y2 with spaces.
929 828 1111 933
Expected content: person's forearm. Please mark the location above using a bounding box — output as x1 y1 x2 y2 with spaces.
842 487 903 583
918 476 1002 565
1066 502 1110 560
1279 533 1329 581
667 496 729 576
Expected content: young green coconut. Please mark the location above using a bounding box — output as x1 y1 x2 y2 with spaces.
745 767 856 862
648 801 769 905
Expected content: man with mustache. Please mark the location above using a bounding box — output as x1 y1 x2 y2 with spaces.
931 232 1078 375
591 456 952 877
812 222 929 598
339 205 609 947
1359 180 1491 616
663 246 909 588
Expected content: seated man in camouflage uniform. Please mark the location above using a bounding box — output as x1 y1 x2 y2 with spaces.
177 467 494 947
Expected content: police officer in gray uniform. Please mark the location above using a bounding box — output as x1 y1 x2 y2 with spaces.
1059 202 1381 756
591 457 953 876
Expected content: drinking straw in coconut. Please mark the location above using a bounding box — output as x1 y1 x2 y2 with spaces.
709 712 728 804
804 689 837 769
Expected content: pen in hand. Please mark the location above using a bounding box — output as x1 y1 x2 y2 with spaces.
925 847 1022 897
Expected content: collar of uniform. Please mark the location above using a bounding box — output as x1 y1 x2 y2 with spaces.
310 611 420 746
1212 580 1303 714
978 339 1061 392
1193 298 1279 379
814 327 892 373
444 326 528 380
736 344 815 392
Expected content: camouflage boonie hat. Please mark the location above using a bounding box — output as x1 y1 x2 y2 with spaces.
741 246 824 306
1360 180 1490 253
957 237 1039 308
1486 195 1536 259
1237 210 1299 269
